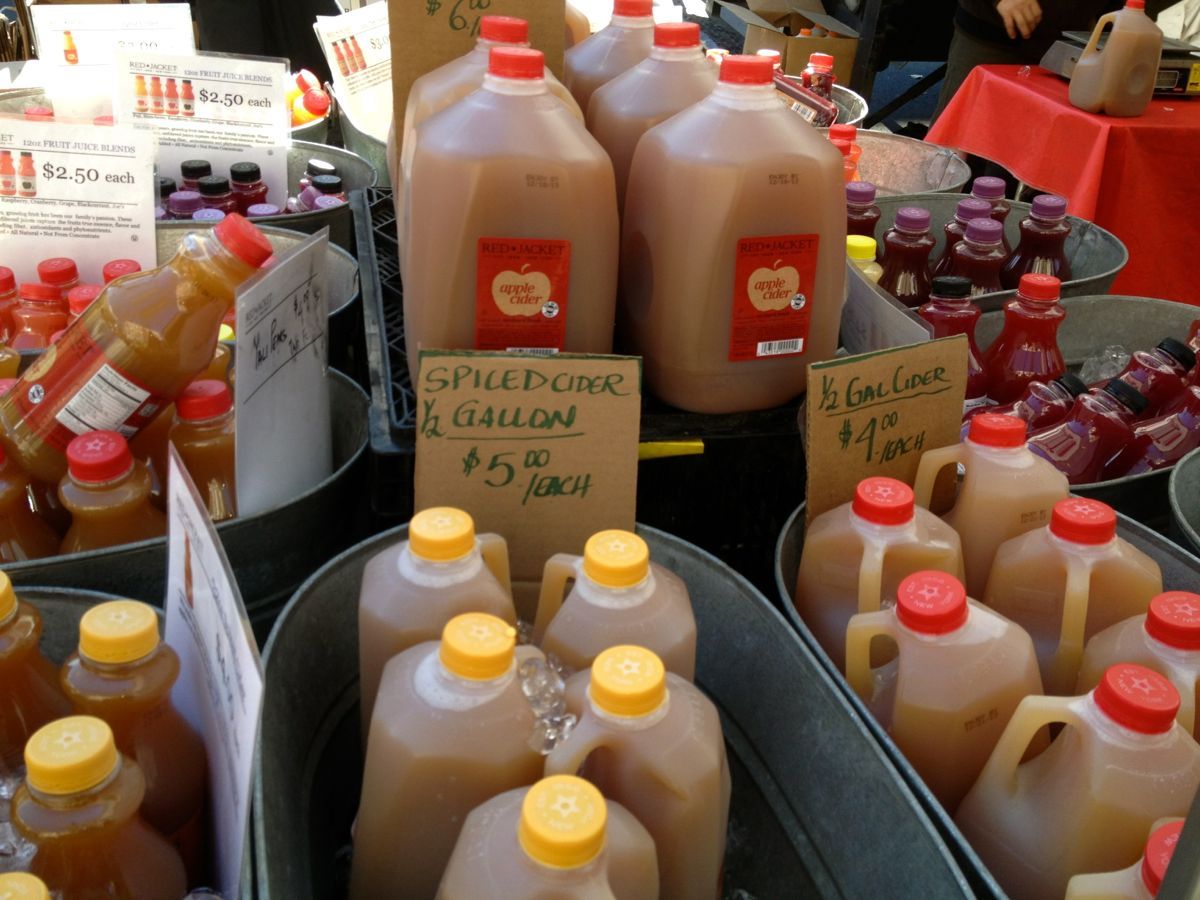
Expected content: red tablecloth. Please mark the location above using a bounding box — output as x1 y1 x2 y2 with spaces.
927 64 1200 306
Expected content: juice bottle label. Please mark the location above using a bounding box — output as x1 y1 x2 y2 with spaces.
729 234 818 361
0 175 13 195
18 174 35 197
14 326 168 451
475 238 571 354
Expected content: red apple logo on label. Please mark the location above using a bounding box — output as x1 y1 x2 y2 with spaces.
748 259 801 312
492 264 552 317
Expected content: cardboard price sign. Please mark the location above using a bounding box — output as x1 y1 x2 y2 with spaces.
805 336 968 523
415 350 640 590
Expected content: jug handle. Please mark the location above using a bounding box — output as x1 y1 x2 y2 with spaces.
533 554 578 644
544 705 610 778
912 445 964 511
858 541 887 615
478 533 513 597
978 695 1078 796
1080 12 1118 58
845 610 896 699
1050 557 1093 695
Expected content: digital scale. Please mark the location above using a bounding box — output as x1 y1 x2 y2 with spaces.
1040 33 1200 96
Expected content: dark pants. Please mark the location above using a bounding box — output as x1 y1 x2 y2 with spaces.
934 25 1042 122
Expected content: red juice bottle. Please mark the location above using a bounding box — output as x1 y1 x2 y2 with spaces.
229 162 269 215
197 176 238 215
919 276 989 413
1105 386 1200 477
1106 338 1196 417
970 175 1012 254
802 52 835 100
982 273 1066 404
829 124 861 170
951 217 1007 296
1001 194 1072 289
846 181 880 241
966 372 1088 435
1188 320 1199 354
932 197 991 278
179 160 211 192
878 206 936 307
1027 380 1148 484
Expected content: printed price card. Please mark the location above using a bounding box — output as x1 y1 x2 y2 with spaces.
0 119 156 284
31 3 195 70
805 336 968 523
415 350 640 596
315 2 391 140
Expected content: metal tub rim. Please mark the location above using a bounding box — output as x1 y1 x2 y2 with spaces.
1169 447 1200 556
818 128 972 194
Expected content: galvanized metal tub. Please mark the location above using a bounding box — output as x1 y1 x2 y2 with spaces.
833 83 868 126
3 370 370 642
331 87 390 188
775 503 1200 898
821 129 971 195
292 115 330 145
255 523 980 900
1169 448 1200 557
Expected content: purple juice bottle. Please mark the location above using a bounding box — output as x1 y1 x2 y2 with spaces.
1001 194 1073 289
951 218 1007 297
846 181 881 241
878 207 936 308
970 176 1012 254
932 197 992 278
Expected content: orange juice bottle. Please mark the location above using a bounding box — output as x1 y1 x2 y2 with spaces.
169 379 236 522
358 507 515 735
846 571 1044 813
1076 591 1200 739
0 151 16 197
794 477 965 671
63 31 78 65
563 0 654 113
0 874 50 898
437 775 659 900
11 716 187 898
984 497 1163 695
0 443 60 562
16 152 35 198
913 412 1069 598
134 74 148 113
0 214 272 485
546 646 730 900
149 76 164 115
350 614 544 899
955 665 1200 900
10 283 67 351
534 529 696 679
165 78 179 116
181 79 195 117
60 600 208 884
1065 819 1184 899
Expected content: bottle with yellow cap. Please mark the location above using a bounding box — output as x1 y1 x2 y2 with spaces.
545 645 730 900
0 872 50 900
0 442 59 562
437 774 659 899
847 235 883 283
350 612 544 899
0 571 71 774
534 529 696 679
60 599 208 885
11 715 186 898
358 506 515 735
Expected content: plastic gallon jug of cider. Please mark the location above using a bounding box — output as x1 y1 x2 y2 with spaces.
846 571 1043 813
587 22 716 214
984 498 1163 696
405 47 619 378
1077 592 1200 739
358 507 515 734
350 614 543 900
795 477 964 671
563 0 654 113
535 529 696 679
437 775 660 900
61 600 208 884
12 716 187 899
620 54 845 413
1066 819 1184 899
913 413 1068 599
956 665 1200 900
546 646 730 900
1069 0 1163 118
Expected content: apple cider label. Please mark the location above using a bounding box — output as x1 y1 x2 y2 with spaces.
476 238 571 354
730 233 819 362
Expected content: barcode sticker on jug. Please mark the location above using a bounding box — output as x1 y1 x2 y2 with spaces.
729 234 818 362
475 238 571 354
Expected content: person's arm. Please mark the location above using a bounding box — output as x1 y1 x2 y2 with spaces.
995 0 1044 39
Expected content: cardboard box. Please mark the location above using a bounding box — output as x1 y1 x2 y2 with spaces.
715 0 858 88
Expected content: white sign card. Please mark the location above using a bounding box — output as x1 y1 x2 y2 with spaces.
165 447 263 900
234 228 332 517
314 2 391 141
113 50 291 211
841 261 932 354
0 119 156 284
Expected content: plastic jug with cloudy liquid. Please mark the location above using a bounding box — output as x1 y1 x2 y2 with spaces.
1065 819 1184 899
563 0 654 113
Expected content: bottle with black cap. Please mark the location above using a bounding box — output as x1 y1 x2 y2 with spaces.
919 275 989 413
229 162 268 215
298 157 338 194
196 175 237 216
967 372 1089 438
298 174 345 212
179 159 211 192
1105 336 1198 417
1027 378 1150 484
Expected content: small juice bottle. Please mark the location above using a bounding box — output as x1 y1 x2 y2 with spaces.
971 175 1012 253
951 217 1007 296
58 430 168 553
0 873 50 898
1001 194 1073 288
10 283 68 351
194 210 225 223
166 190 203 220
830 138 858 183
0 150 16 196
0 266 18 337
229 162 269 215
801 52 835 100
0 442 59 562
919 275 989 413
17 152 35 198
846 571 1044 813
149 76 164 115
955 665 1200 900
37 258 79 298
333 40 350 77
846 181 881 239
982 273 1066 404
1027 380 1148 484
12 716 187 898
794 476 965 671
357 506 515 734
169 379 236 522
165 78 179 116
1108 337 1196 415
102 260 141 285
847 236 883 283
969 373 1088 435
535 529 697 679
878 207 936 308
134 74 148 113
913 413 1068 598
297 174 345 211
931 197 992 278
179 160 212 192
61 600 209 884
563 0 654 112
181 79 195 117
829 123 862 172
546 645 731 900
63 31 78 65
438 776 659 900
197 176 238 215
984 497 1163 694
1106 385 1200 476
298 158 336 194
1077 591 1200 739
350 614 544 899
1065 819 1183 899
351 36 367 70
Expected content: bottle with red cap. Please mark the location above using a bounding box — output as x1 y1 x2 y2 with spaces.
956 664 1200 900
964 373 1088 436
0 214 274 485
10 283 68 351
586 21 716 214
918 276 990 413
0 441 59 562
846 571 1043 813
1104 385 1200 478
801 51 835 99
845 181 881 240
829 123 861 172
1001 194 1073 288
621 53 846 412
1105 337 1196 416
1065 818 1184 899
931 197 992 278
36 258 79 298
1069 0 1164 118
794 477 965 671
830 137 858 183
66 284 101 324
984 497 1163 694
1027 379 1149 484
982 273 1067 404
878 207 937 308
563 0 654 113
914 413 1068 597
102 260 141 285
405 47 618 375
169 379 236 521
0 266 17 340
58 431 167 553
